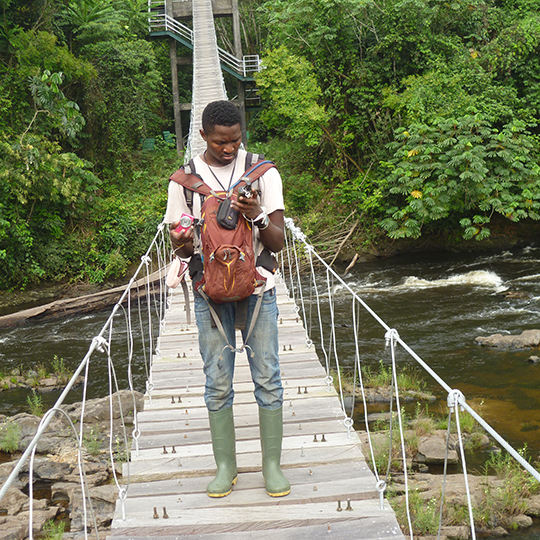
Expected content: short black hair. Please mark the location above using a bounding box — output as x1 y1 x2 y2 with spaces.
201 101 241 133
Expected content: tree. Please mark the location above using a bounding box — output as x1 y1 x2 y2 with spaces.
255 45 327 146
380 114 540 240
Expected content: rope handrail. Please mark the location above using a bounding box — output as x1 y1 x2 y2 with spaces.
0 222 169 508
281 217 540 538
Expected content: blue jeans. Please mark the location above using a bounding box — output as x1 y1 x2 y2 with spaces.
194 289 283 412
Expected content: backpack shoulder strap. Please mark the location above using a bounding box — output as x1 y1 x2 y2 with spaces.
244 152 265 170
230 158 276 193
169 160 213 197
169 159 213 213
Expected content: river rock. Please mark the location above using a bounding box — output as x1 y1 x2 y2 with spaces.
527 356 540 364
360 387 436 403
505 514 533 528
476 526 508 536
69 484 118 531
0 487 28 515
0 520 27 540
60 389 144 424
26 456 75 482
440 526 470 539
475 329 540 349
525 493 540 516
416 432 458 464
3 413 72 454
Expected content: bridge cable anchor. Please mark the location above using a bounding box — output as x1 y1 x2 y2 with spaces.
376 479 387 510
447 389 466 412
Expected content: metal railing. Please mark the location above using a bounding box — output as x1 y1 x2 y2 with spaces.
148 11 261 78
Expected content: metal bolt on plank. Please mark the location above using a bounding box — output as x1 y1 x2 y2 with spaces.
162 445 168 454
153 507 159 519
163 507 169 518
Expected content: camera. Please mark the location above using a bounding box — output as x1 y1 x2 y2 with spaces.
175 212 197 233
238 179 253 199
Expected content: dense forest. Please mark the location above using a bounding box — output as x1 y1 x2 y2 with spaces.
1 0 540 290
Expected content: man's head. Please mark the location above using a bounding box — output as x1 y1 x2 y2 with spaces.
201 101 241 133
200 101 242 166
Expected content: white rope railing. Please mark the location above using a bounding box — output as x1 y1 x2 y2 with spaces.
280 217 540 538
0 222 170 536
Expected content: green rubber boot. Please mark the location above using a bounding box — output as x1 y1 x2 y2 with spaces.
207 407 238 497
259 406 291 497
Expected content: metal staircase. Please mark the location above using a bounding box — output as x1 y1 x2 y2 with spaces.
148 1 261 82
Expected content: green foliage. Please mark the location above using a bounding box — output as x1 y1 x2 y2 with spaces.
478 447 540 525
81 38 165 172
255 45 328 146
41 519 65 540
361 360 426 392
27 389 44 416
84 428 102 456
51 355 73 384
0 421 21 453
380 114 540 240
390 490 440 536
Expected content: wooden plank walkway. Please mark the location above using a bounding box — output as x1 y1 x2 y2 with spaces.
107 280 406 540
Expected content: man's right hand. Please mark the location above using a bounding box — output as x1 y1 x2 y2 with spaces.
169 222 195 257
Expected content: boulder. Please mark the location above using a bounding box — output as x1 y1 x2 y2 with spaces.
2 413 72 454
0 520 27 540
440 526 470 539
55 483 118 531
17 508 60 534
505 514 533 528
475 329 540 349
28 457 74 482
60 390 144 424
0 487 28 515
416 432 459 465
525 493 540 516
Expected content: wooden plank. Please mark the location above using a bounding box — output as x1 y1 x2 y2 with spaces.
123 444 366 482
134 419 353 449
108 511 402 540
120 476 378 510
135 396 345 423
130 430 363 463
123 462 374 498
110 499 400 535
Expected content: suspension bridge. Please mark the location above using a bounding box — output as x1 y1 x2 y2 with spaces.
1 1 540 540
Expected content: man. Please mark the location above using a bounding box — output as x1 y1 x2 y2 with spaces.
164 100 290 498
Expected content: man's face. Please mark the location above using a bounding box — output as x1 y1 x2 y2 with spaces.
200 123 242 166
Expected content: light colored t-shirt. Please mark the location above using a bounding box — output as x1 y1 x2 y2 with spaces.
164 149 285 291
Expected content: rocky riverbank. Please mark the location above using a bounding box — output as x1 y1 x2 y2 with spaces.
0 390 144 540
357 391 540 539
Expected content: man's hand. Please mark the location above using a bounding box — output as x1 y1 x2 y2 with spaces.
169 221 195 257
